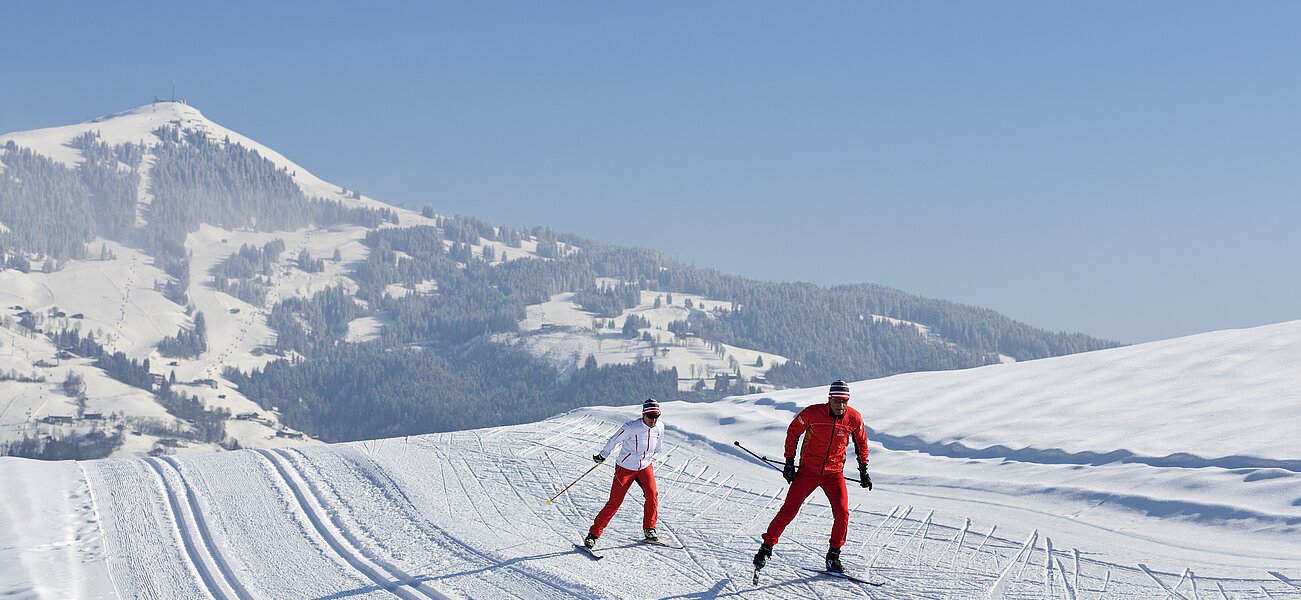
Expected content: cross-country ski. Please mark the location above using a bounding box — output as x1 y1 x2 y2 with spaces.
574 544 604 561
801 567 886 586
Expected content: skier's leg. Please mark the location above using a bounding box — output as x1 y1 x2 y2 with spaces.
761 472 820 547
822 474 851 550
589 466 636 537
634 463 658 530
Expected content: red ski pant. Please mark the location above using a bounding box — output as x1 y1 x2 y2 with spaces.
762 470 850 549
589 464 658 537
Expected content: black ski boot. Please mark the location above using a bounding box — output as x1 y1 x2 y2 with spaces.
584 533 598 549
825 547 843 573
643 528 659 542
753 543 773 569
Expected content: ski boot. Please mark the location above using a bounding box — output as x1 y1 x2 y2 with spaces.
584 533 598 550
825 547 843 573
753 543 773 569
643 528 659 542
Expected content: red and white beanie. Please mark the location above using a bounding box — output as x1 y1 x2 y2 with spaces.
642 398 661 417
829 380 850 402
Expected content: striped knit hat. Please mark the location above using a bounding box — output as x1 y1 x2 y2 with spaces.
642 398 661 417
829 380 850 402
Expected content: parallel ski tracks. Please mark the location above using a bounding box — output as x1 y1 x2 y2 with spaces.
145 457 252 600
349 445 595 598
255 448 447 600
112 417 1296 599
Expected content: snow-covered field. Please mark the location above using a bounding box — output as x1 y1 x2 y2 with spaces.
3 321 1299 599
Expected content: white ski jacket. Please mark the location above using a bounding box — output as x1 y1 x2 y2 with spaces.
599 418 664 471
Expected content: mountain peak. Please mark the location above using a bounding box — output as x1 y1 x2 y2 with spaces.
1 101 422 222
1 101 217 167
91 101 210 126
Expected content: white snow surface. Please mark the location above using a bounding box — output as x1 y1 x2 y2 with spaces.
2 321 1299 598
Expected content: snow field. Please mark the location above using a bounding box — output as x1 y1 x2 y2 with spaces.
4 393 1287 599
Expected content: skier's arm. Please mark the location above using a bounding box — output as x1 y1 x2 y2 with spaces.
852 418 869 465
599 426 629 460
783 409 809 459
649 425 663 456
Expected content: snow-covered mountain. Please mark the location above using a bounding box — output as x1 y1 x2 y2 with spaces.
2 321 1297 598
0 102 398 216
4 102 1111 460
0 103 797 456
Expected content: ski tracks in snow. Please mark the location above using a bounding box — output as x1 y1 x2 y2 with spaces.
145 456 252 600
254 448 448 600
73 418 1301 599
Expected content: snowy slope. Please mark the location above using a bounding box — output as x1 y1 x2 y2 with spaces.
2 321 1298 599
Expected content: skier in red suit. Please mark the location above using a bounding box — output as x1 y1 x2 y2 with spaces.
753 379 871 574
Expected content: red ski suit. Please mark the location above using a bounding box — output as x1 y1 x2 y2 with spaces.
762 403 869 550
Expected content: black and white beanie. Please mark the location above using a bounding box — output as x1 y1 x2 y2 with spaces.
642 398 661 417
829 380 850 402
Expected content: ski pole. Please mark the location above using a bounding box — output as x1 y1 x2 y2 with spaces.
733 441 785 472
733 440 863 484
547 462 602 505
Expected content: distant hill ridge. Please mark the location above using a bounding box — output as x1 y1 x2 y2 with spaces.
0 103 1121 459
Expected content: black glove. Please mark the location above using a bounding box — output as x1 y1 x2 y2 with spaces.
593 454 605 464
859 463 872 490
782 457 797 484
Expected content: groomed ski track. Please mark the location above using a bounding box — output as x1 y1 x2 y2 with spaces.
61 408 1299 599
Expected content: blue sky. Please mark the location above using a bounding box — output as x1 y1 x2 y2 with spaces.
3 2 1299 343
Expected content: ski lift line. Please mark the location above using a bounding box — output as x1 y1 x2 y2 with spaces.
1138 564 1193 600
1215 581 1232 600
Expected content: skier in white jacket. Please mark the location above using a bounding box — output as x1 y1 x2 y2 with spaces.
584 399 665 549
